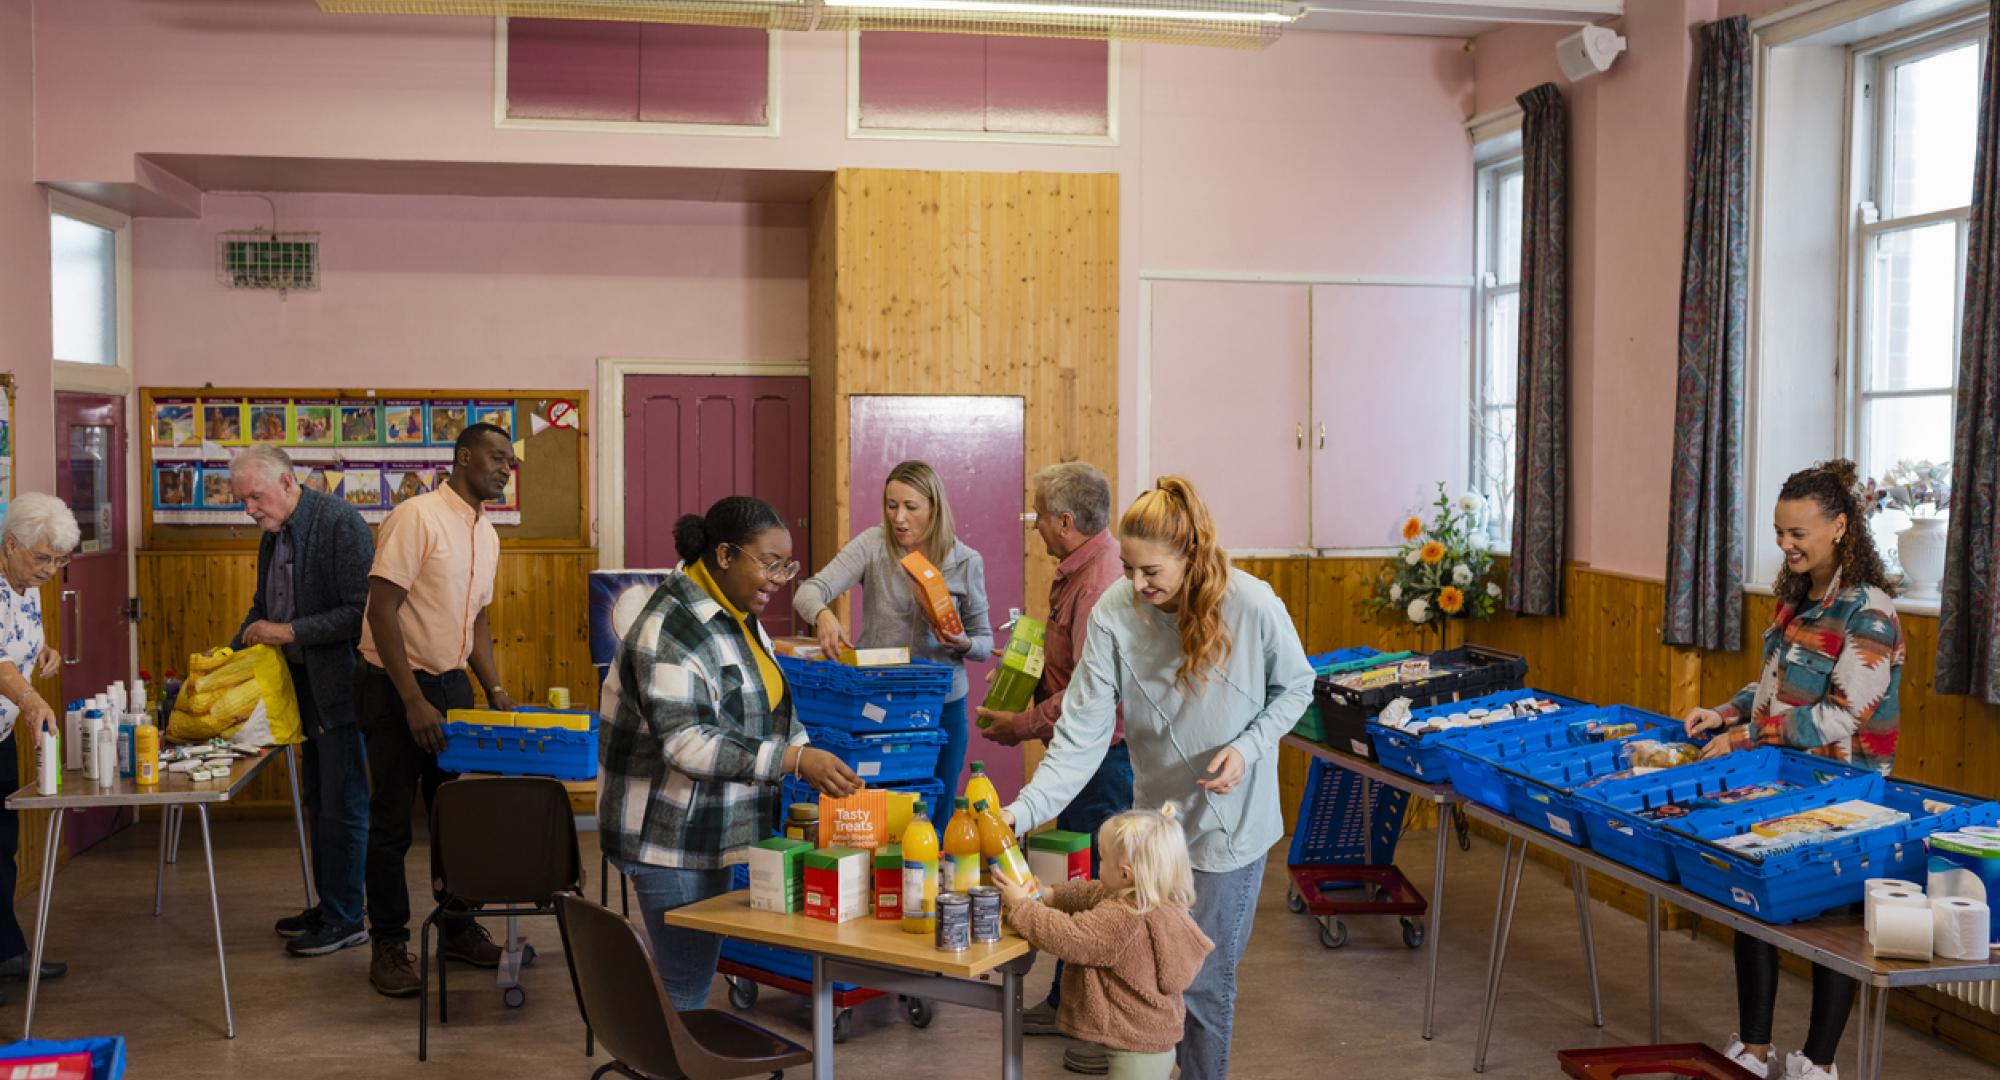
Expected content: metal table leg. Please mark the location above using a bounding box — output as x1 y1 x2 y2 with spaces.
197 806 236 1038
1855 983 1872 1079
23 807 64 1040
167 804 183 864
285 744 317 910
1002 964 1024 1080
811 954 833 1080
154 805 172 917
1422 801 1452 1041
1647 895 1663 1044
1866 981 1889 1080
1571 862 1603 1028
1474 838 1525 1074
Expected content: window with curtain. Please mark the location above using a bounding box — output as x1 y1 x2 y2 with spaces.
51 210 118 367
1472 154 1524 548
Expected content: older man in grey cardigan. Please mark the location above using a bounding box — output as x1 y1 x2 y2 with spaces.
230 445 376 959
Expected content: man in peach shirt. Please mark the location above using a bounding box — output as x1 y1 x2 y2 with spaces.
359 422 519 998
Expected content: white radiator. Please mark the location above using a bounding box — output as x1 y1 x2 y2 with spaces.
1938 981 2000 1016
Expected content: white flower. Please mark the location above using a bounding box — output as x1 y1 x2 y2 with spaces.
1453 564 1473 586
1458 492 1484 513
1406 598 1430 624
1486 581 1502 599
1405 549 1421 566
1389 583 1403 602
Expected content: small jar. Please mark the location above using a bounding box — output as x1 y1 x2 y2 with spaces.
785 803 820 847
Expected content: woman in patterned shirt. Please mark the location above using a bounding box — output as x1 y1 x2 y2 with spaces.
1684 459 1904 1080
0 493 80 991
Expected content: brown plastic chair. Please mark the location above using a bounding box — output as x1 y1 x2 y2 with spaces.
557 893 813 1080
418 776 585 1061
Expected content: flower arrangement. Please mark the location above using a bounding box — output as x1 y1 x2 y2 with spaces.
1369 485 1504 633
1864 460 1952 519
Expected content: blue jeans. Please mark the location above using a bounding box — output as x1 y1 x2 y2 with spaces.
1047 742 1134 1008
295 666 370 929
1178 855 1266 1080
936 696 970 795
616 861 737 1012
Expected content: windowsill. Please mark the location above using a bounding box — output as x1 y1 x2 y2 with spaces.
1741 580 1941 617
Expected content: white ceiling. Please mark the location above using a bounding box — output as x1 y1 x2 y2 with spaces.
1293 0 1620 38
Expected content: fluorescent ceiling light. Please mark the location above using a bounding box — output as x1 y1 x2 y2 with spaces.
824 0 1299 20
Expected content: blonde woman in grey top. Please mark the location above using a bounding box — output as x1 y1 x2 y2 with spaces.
793 460 993 791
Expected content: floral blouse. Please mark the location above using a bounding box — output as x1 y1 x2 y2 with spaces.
0 583 45 743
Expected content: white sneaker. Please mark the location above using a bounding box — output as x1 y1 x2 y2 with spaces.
1782 1051 1838 1080
1721 1037 1771 1079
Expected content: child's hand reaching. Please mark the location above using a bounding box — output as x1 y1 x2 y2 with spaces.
993 864 1036 907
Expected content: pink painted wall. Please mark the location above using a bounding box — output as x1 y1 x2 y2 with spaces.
132 193 809 390
1 0 54 494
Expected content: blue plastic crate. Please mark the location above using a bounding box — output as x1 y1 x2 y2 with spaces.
1440 706 1677 812
1286 757 1407 867
778 656 953 733
1573 748 1887 883
1663 778 2000 923
437 714 598 780
804 726 948 785
1495 709 1686 843
1367 688 1593 782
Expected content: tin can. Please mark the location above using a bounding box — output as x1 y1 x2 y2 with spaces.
547 686 571 710
968 886 1002 944
935 892 971 952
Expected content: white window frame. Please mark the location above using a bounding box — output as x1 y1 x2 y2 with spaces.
845 31 1120 147
492 17 782 138
1470 153 1523 551
48 190 134 397
1843 20 1985 475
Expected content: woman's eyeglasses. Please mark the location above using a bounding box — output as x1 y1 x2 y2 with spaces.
727 545 801 584
29 553 71 571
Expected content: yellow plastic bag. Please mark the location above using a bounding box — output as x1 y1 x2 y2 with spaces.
166 645 302 746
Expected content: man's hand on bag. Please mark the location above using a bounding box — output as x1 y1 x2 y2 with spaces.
242 621 296 647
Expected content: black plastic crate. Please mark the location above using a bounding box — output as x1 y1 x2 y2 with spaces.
1311 645 1529 761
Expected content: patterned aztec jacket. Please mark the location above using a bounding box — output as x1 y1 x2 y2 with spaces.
599 570 809 870
1714 571 1906 774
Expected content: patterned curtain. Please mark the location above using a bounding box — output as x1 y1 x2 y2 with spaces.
1938 0 2000 703
1663 16 1752 651
1508 83 1568 617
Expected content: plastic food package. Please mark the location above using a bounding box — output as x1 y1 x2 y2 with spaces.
166 646 302 746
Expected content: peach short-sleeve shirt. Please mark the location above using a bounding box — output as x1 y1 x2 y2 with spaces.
359 483 500 676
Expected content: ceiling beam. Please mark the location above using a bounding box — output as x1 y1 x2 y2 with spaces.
1300 0 1618 26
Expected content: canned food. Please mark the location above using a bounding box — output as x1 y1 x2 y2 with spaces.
936 892 971 952
968 886 1002 943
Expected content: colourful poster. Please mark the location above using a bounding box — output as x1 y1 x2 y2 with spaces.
338 402 380 445
202 399 247 446
295 464 341 498
248 398 291 444
293 399 338 446
383 400 426 445
153 463 198 509
492 466 521 512
427 401 469 446
385 462 435 507
197 466 242 511
152 398 199 449
472 400 516 438
342 466 385 510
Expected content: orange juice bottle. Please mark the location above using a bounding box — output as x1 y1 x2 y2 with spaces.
941 797 983 892
900 801 940 935
973 799 1040 899
965 760 1000 810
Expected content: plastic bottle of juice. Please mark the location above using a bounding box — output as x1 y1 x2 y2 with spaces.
900 801 940 935
965 760 1000 810
941 797 983 892
973 799 1040 899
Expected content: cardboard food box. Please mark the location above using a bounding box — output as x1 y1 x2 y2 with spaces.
1028 829 1093 885
980 617 1047 721
898 551 965 639
773 636 826 660
839 646 911 667
0 1051 93 1080
749 836 812 914
873 844 904 921
822 789 889 851
804 847 869 923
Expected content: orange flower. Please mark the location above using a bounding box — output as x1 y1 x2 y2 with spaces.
1401 516 1424 541
1438 586 1465 614
1419 541 1447 565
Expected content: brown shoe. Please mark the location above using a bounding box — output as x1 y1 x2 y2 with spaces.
441 922 503 969
370 939 421 998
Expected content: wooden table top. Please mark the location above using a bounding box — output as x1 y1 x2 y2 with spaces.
6 745 285 810
662 890 1033 979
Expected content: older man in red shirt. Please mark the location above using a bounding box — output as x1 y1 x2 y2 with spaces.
978 461 1129 1064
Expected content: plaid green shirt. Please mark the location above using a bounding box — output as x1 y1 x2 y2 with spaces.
599 571 808 870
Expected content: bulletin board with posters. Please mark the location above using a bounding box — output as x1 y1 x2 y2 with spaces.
138 387 587 549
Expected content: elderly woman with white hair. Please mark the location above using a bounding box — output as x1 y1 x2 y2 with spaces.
0 492 79 992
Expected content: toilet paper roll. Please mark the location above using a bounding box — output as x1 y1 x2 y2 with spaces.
1867 888 1929 940
1962 826 2000 841
1933 898 1993 962
1866 877 1922 895
1873 902 1936 961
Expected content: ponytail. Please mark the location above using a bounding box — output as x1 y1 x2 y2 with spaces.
1119 476 1233 691
1774 459 1896 605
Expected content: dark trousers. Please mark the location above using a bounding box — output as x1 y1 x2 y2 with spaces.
360 663 474 944
1046 741 1135 1008
292 665 370 929
1737 932 1858 1066
0 734 24 960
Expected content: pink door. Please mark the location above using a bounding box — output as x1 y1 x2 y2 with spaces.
848 395 1027 800
623 375 810 639
55 392 133 853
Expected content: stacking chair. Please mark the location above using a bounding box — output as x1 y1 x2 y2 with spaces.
418 776 584 1061
557 893 812 1080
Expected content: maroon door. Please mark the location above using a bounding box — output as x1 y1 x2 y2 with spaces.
848 395 1027 800
623 375 810 639
55 392 133 853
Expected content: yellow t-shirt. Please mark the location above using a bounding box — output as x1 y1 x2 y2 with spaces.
686 559 785 709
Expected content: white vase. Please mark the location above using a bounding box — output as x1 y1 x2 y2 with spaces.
1898 517 1947 601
